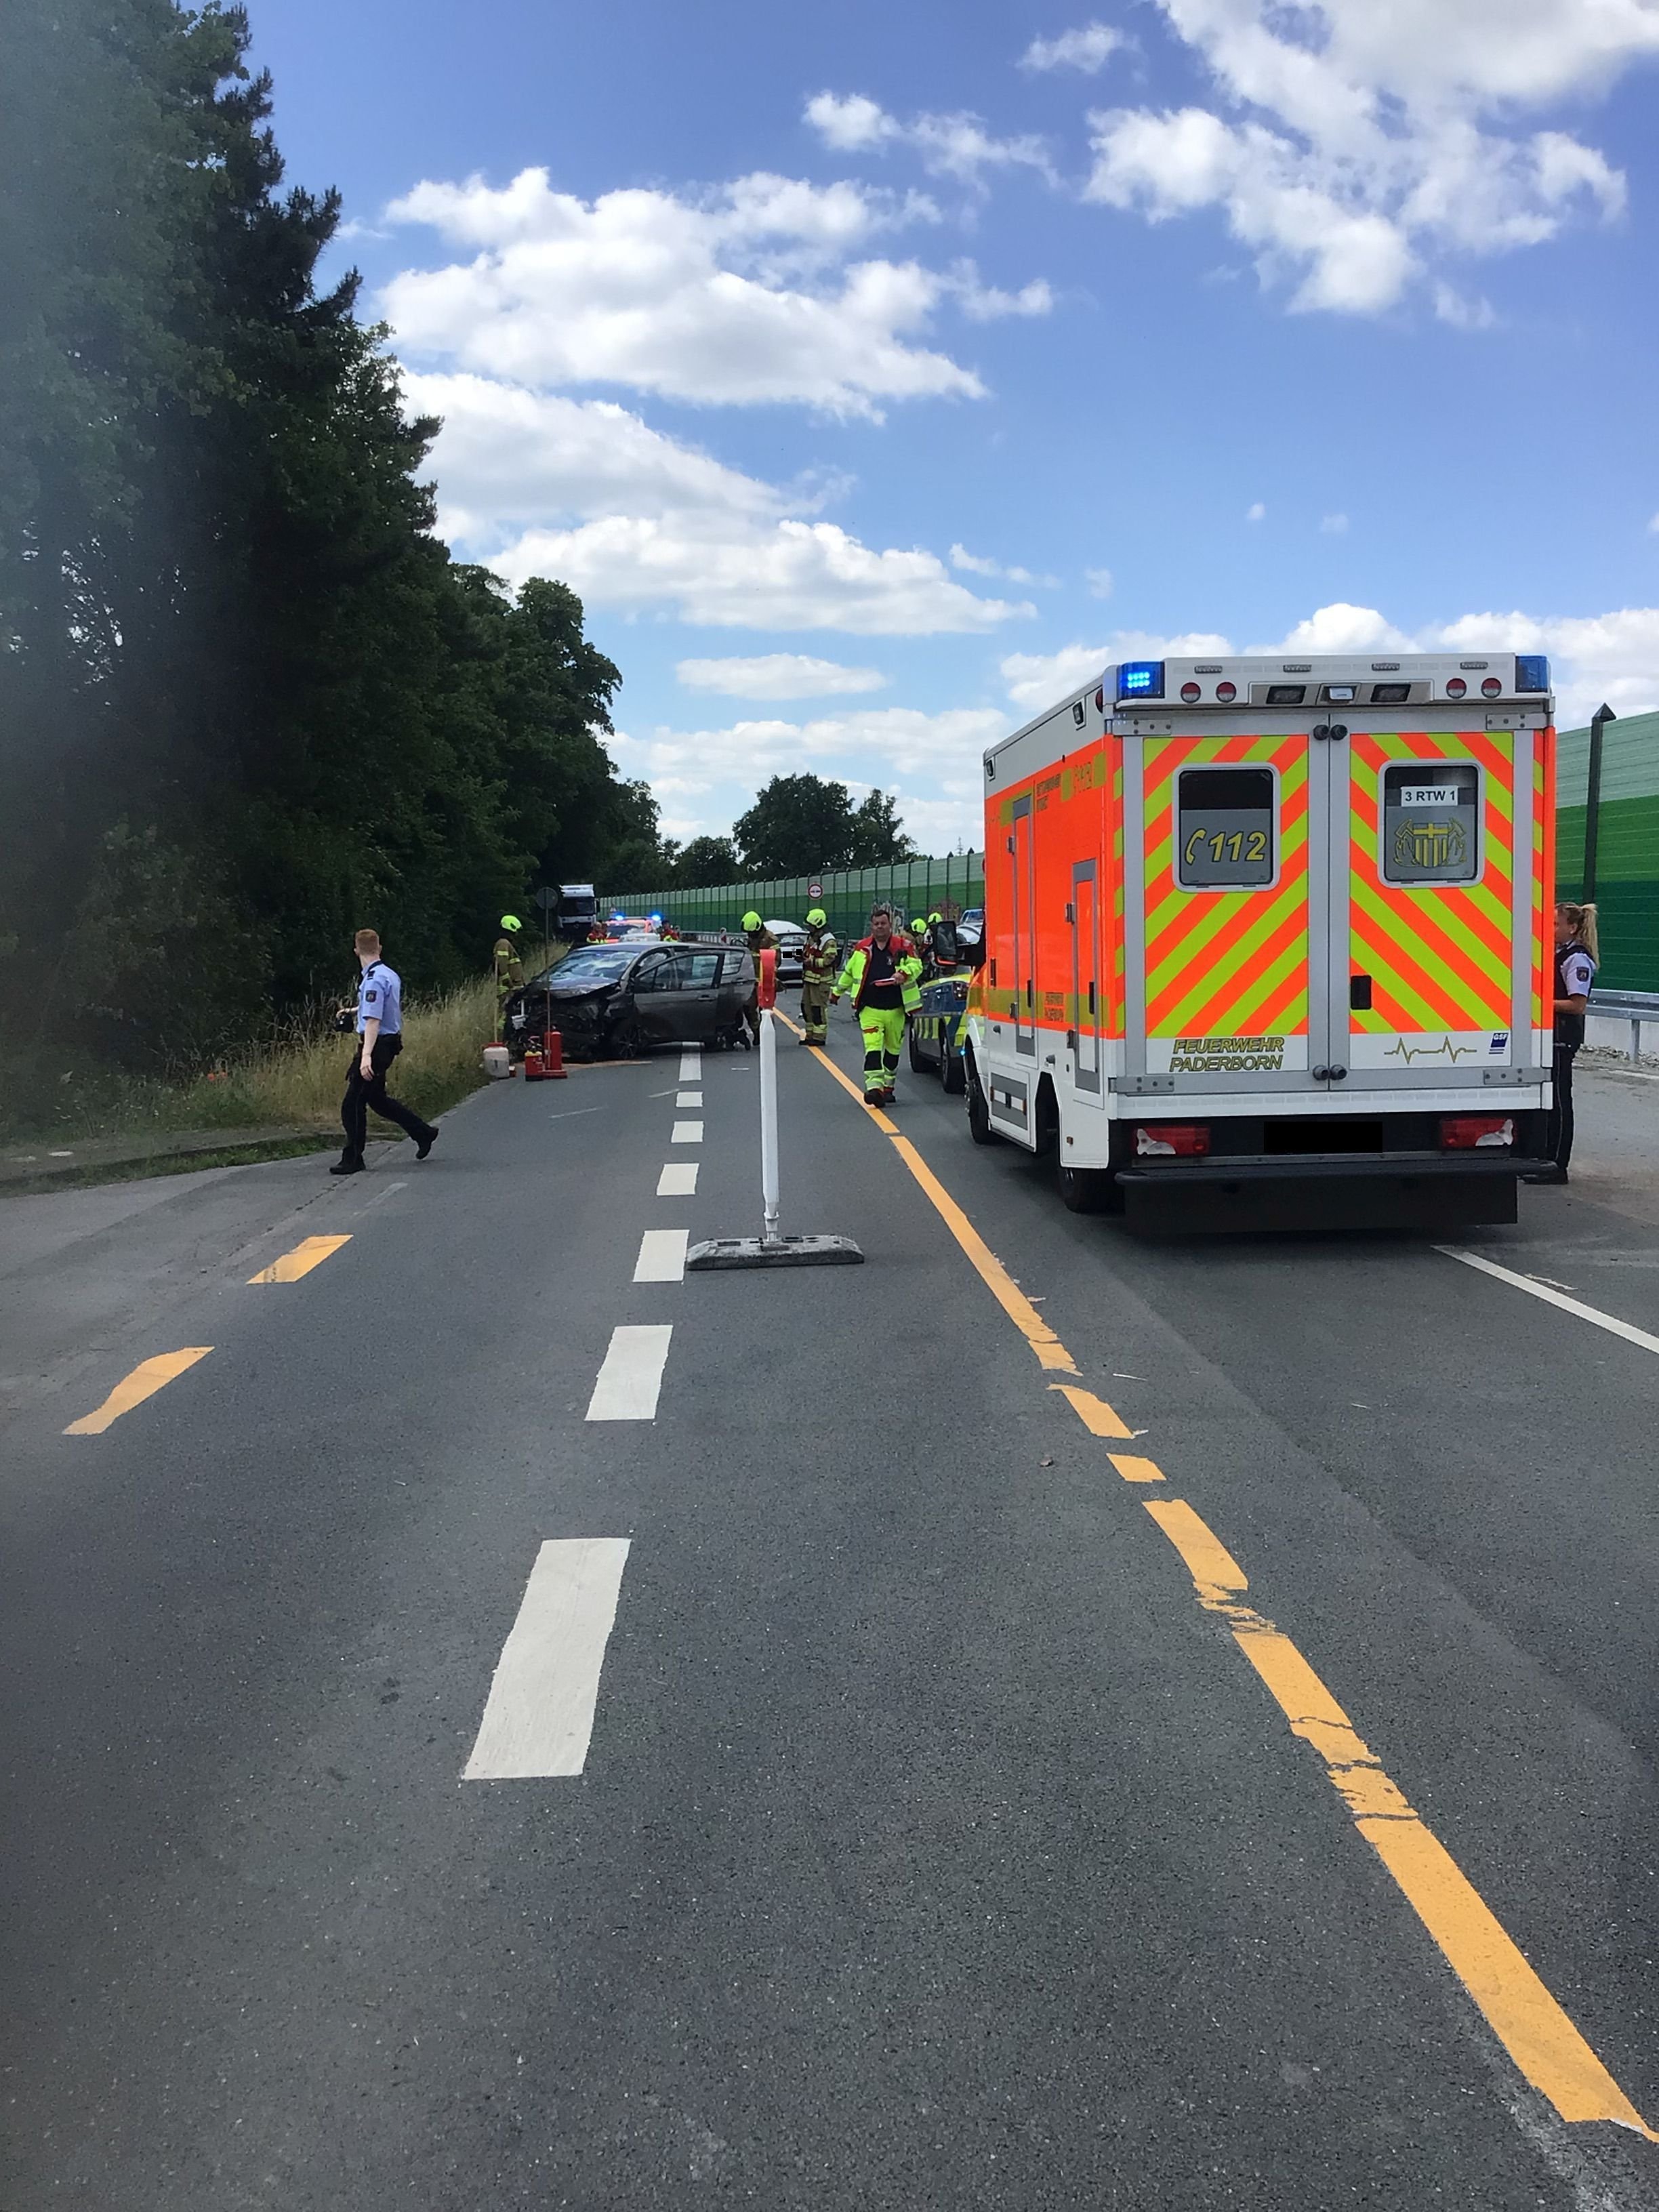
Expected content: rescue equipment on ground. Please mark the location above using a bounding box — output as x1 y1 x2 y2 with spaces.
483 1044 512 1079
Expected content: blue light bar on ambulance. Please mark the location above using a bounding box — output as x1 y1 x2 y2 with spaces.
1515 654 1549 694
1116 661 1165 700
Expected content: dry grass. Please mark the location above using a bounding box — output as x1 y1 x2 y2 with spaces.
178 975 499 1130
20 975 502 1142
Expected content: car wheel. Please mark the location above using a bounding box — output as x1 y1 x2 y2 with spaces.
966 1056 998 1146
941 1048 966 1096
609 1018 644 1060
908 1024 928 1073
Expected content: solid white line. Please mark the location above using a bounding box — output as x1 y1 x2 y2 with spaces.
586 1324 673 1420
1438 1246 1659 1359
634 1228 688 1283
671 1120 703 1144
657 1162 699 1196
462 1538 630 1780
676 1090 703 1107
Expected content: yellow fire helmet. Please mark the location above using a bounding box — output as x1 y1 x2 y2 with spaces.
805 907 827 928
499 913 523 933
912 916 928 934
741 910 762 930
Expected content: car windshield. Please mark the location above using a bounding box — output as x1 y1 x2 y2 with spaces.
539 948 636 986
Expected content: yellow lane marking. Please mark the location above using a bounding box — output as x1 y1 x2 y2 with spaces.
887 1132 1076 1373
64 1349 213 1436
785 1006 1092 1380
1144 1496 1658 2142
248 1234 352 1284
1107 1453 1166 1483
1052 1383 1134 1438
793 1002 1658 2141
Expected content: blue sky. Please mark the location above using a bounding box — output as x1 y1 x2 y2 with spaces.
249 0 1659 853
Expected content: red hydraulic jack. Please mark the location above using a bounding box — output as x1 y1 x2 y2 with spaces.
687 948 861 1271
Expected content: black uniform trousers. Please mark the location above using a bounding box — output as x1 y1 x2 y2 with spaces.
340 1034 435 1166
1547 1040 1578 1170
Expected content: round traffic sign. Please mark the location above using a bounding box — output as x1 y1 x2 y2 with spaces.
807 880 823 898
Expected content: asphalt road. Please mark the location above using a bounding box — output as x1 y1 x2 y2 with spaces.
2 1021 1656 2209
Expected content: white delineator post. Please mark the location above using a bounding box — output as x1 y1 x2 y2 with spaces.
684 941 863 1273
759 1004 781 1245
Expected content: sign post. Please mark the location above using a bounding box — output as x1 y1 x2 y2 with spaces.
687 947 862 1271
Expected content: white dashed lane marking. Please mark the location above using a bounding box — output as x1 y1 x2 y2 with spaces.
463 1538 631 1780
671 1120 703 1144
678 1051 701 1081
676 1090 703 1107
634 1229 688 1283
586 1324 673 1420
657 1163 698 1196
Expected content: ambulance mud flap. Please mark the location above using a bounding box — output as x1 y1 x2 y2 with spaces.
1119 1162 1519 1235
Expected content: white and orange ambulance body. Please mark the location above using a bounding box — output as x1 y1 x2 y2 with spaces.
962 652 1555 1229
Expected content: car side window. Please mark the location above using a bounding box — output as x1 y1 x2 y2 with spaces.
678 951 721 986
634 954 676 991
718 951 754 985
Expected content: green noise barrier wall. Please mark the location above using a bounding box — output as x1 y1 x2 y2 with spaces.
598 855 986 951
1556 708 1659 992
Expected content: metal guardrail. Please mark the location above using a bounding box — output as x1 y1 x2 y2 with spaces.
1587 990 1659 1060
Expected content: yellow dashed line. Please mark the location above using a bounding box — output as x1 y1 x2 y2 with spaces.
63 1349 213 1436
248 1234 352 1284
790 1000 1658 2143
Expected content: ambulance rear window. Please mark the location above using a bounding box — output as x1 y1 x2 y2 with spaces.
1382 764 1479 884
1178 769 1275 887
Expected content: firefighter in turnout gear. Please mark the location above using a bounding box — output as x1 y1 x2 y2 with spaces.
833 903 922 1104
741 910 777 1046
798 907 838 1045
493 916 525 1038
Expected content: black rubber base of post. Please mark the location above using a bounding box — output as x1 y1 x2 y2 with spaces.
685 1234 865 1270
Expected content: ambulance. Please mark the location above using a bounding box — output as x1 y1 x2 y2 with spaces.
960 652 1555 1229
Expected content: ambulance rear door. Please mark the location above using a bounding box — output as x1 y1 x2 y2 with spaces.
1343 724 1540 1094
1118 709 1328 1099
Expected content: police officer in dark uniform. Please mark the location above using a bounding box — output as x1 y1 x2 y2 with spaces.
1525 900 1599 1185
333 928 439 1175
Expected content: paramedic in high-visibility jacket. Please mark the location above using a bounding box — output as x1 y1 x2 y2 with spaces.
797 907 838 1046
832 903 922 1104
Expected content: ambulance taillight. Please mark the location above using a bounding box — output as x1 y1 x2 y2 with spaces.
1135 1124 1211 1158
1439 1116 1515 1150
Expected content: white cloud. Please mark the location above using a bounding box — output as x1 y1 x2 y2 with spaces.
675 655 888 699
1428 606 1659 726
411 373 1027 634
1086 567 1115 598
1253 602 1414 655
383 167 1027 419
1649 513 1659 533
1433 283 1497 330
950 542 1059 586
804 92 1056 189
1084 0 1656 316
1021 23 1126 74
1246 501 1266 520
1320 511 1349 534
489 515 1032 634
612 705 1006 846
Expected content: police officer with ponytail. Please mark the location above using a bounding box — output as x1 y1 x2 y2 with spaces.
1528 900 1598 1185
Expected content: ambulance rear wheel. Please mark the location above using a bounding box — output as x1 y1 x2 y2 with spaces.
966 1057 998 1145
1057 1158 1110 1214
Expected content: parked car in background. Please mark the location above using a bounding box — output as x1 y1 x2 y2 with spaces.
502 941 757 1059
764 920 806 984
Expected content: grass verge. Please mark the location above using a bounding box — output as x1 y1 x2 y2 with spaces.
3 976 497 1147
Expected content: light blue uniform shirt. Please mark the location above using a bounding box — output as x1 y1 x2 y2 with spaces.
356 960 403 1037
